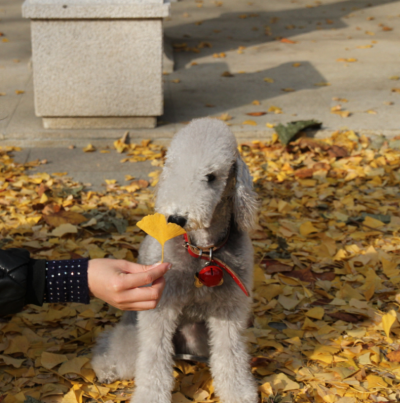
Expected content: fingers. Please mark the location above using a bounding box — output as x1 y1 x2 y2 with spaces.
115 276 166 310
120 276 166 303
114 262 171 291
121 301 161 311
118 261 169 275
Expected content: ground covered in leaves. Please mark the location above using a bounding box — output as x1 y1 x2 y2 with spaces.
1 131 400 403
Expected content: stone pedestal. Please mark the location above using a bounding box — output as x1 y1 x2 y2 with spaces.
22 0 169 129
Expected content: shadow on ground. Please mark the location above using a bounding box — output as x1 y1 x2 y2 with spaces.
165 0 400 59
163 61 327 122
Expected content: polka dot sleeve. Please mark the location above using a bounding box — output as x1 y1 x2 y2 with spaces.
44 258 90 304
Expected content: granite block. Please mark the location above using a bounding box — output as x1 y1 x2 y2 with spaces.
23 2 169 19
30 19 163 117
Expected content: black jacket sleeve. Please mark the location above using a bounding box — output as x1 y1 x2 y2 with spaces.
0 248 46 317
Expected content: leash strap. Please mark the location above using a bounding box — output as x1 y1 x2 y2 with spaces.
184 234 250 297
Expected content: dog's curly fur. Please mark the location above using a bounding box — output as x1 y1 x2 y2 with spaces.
92 118 259 403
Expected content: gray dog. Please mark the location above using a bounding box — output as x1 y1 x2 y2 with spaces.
92 118 259 403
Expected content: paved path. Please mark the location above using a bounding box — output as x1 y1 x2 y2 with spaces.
2 0 400 188
164 0 400 136
1 0 400 148
13 147 156 192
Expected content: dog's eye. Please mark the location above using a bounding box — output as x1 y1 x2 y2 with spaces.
206 174 216 183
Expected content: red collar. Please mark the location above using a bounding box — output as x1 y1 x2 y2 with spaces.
183 232 250 297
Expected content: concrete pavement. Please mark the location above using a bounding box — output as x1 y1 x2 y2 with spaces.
13 147 156 192
2 0 400 189
1 0 400 148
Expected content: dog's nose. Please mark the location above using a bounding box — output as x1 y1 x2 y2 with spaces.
167 215 187 228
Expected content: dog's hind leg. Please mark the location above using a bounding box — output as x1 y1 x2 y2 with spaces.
92 312 139 383
207 308 258 403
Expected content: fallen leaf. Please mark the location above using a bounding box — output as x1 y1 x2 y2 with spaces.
221 71 234 77
278 295 299 310
58 357 89 376
61 389 80 403
367 374 388 389
387 350 400 362
305 307 325 320
263 373 300 392
4 336 29 354
300 221 319 236
262 259 292 274
43 211 88 227
337 58 358 62
51 223 78 237
83 144 96 152
246 112 267 116
268 105 282 114
382 311 397 337
216 113 232 121
275 120 322 145
242 120 257 126
171 393 192 403
0 355 26 368
41 352 68 369
280 38 297 44
363 215 385 228
328 312 363 323
259 381 273 396
327 145 349 158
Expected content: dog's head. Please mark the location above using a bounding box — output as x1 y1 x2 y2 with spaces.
155 118 258 233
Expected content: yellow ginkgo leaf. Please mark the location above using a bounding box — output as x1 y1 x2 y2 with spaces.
300 221 318 236
242 120 257 126
382 311 397 338
137 213 186 262
83 144 96 152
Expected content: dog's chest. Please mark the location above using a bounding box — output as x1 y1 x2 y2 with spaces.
181 292 216 321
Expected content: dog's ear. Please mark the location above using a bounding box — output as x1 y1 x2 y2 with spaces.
233 155 259 232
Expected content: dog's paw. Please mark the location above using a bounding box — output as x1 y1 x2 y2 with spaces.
92 356 118 384
95 368 119 384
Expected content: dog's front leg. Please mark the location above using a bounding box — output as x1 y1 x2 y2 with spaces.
207 311 258 403
131 308 179 403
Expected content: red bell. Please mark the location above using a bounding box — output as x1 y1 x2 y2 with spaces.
194 263 224 288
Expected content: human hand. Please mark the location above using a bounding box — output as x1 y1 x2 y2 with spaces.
87 259 171 311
